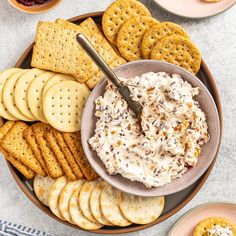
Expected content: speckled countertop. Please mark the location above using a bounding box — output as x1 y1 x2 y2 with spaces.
0 1 236 235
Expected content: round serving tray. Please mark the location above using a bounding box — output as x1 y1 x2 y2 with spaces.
6 12 223 234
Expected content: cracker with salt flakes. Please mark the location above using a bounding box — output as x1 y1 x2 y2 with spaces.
33 174 55 206
48 176 67 220
117 16 159 61
90 181 113 226
59 179 85 224
43 81 90 132
79 179 101 224
100 185 132 227
1 121 46 176
102 0 151 46
119 192 165 224
69 187 103 230
151 35 201 75
142 22 189 59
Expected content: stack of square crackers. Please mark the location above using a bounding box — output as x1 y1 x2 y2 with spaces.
0 121 98 180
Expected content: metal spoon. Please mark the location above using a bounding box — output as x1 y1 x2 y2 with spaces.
76 33 143 120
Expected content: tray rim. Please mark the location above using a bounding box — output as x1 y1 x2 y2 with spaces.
5 11 223 234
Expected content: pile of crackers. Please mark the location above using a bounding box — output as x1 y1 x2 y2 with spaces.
34 175 165 230
31 0 201 94
0 121 98 180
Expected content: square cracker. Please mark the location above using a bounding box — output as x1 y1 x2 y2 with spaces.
0 121 15 140
0 148 35 179
53 130 84 179
31 21 92 82
63 132 99 181
0 121 35 179
1 122 46 176
86 57 126 89
23 126 48 174
45 129 77 181
32 123 63 178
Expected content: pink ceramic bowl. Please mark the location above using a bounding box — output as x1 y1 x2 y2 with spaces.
81 60 220 197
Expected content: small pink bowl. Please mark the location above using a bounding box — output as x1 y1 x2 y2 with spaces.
81 60 220 197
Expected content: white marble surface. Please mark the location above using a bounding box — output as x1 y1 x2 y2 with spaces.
0 1 236 235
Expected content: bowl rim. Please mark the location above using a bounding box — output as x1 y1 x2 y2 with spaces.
6 11 223 234
167 201 236 236
81 59 220 197
7 0 62 14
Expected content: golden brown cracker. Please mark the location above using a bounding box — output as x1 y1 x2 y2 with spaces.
117 16 159 61
150 35 201 75
53 130 84 179
1 122 46 176
142 22 189 59
32 123 64 178
63 132 99 181
102 0 151 45
31 21 92 82
56 18 118 82
194 217 236 236
1 148 35 179
0 121 15 140
45 129 77 181
86 57 127 89
23 126 48 174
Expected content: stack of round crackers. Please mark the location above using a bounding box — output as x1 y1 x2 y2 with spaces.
34 175 165 230
0 68 90 132
102 0 201 75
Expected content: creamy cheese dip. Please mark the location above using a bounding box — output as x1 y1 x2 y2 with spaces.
89 72 209 188
207 225 233 236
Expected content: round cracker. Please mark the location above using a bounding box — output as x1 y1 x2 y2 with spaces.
117 16 159 61
90 181 113 226
33 174 55 207
69 187 103 230
0 68 21 120
48 176 67 220
2 69 33 121
151 35 201 75
27 71 55 123
15 68 44 120
100 185 131 227
142 22 189 59
42 74 76 98
43 81 90 132
59 179 86 224
119 193 165 224
102 0 151 45
194 217 236 236
79 179 101 224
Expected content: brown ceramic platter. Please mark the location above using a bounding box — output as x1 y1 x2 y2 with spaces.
5 12 223 234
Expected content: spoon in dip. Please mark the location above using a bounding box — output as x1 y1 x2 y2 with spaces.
76 33 143 120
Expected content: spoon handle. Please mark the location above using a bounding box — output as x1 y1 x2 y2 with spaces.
76 33 121 88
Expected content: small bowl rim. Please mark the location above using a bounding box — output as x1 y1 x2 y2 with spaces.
7 0 62 14
81 60 220 197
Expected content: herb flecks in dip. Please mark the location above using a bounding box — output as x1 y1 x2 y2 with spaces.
89 72 209 188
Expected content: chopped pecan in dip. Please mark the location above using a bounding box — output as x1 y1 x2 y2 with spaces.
89 72 209 188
